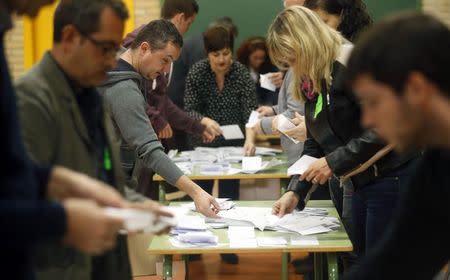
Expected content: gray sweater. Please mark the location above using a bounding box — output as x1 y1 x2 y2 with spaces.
99 70 184 186
260 69 304 165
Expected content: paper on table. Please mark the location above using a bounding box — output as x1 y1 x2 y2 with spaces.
221 125 244 140
242 156 262 171
256 237 287 247
277 114 300 144
228 226 255 240
287 155 318 176
291 236 319 245
298 225 332 235
229 238 258 248
260 73 277 92
246 110 260 128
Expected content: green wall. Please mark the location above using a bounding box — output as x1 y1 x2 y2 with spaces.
161 0 419 50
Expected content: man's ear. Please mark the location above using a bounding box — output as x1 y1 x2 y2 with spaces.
172 13 184 25
139 41 151 54
404 72 433 109
61 25 79 44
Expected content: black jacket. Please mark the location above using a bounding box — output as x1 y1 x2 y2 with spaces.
289 62 416 203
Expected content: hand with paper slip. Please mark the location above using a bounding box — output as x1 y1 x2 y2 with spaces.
274 113 306 143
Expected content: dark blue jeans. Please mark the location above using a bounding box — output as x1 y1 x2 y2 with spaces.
351 161 417 256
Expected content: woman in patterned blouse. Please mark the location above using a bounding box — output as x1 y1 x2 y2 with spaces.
184 25 258 154
183 26 258 265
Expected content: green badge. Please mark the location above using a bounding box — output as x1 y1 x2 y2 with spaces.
314 93 323 118
104 147 112 171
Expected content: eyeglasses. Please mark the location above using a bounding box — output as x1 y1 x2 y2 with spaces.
78 30 122 58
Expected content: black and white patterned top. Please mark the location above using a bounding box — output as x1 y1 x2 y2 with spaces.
184 59 257 147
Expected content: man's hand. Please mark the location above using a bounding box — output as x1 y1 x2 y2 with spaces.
269 72 284 88
243 140 256 156
272 191 300 217
63 199 124 255
48 167 125 207
256 106 275 117
191 188 220 217
158 124 173 139
201 117 222 137
284 112 307 142
201 130 216 143
300 157 333 185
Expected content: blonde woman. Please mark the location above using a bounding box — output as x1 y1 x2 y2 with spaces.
268 6 418 258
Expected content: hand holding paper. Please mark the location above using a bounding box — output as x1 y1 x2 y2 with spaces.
220 125 244 140
260 73 277 92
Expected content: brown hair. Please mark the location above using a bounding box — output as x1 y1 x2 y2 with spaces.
203 26 234 53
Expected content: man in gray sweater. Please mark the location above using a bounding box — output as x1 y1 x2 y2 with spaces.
99 19 219 217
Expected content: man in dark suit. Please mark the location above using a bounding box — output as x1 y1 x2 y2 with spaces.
0 1 131 279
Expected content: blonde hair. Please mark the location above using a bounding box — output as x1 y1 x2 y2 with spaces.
267 6 342 101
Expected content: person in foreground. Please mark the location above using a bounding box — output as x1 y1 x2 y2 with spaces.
344 12 450 279
0 0 131 279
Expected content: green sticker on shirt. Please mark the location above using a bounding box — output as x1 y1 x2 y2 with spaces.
314 93 323 118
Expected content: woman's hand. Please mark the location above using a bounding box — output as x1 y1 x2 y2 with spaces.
300 157 333 185
284 112 306 142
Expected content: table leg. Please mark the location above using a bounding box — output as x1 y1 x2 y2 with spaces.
281 252 288 280
159 182 166 204
163 255 173 280
327 253 338 280
280 179 288 196
314 253 323 280
212 179 219 198
182 255 189 280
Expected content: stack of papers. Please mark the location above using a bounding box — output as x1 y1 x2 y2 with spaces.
246 110 260 128
260 73 277 92
209 206 339 235
220 125 244 140
180 198 235 211
277 114 300 144
104 207 177 234
287 155 318 176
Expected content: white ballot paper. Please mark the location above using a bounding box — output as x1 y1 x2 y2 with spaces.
287 155 318 176
242 156 262 172
260 73 277 92
277 114 300 144
246 110 260 128
221 124 245 140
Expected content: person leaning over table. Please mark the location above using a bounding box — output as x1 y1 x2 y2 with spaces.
98 20 220 218
183 25 258 264
267 7 419 262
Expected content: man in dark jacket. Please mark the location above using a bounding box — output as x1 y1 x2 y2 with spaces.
0 1 129 279
344 12 450 280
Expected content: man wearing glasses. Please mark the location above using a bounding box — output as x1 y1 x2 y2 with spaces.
15 1 173 280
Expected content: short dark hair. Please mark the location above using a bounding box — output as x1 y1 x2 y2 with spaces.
130 19 183 50
347 12 450 97
161 0 199 20
208 16 239 38
203 26 234 53
54 0 129 43
304 0 372 41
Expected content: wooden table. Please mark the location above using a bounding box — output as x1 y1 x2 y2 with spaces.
148 200 353 280
154 154 291 203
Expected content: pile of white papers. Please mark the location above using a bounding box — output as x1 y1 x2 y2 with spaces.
208 206 339 235
260 73 277 92
246 110 260 128
167 147 284 176
277 114 300 144
180 198 235 212
287 155 318 176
